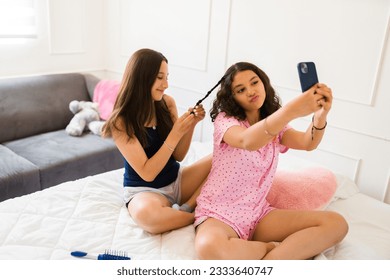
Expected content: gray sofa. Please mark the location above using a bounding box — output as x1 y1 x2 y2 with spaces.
0 73 123 202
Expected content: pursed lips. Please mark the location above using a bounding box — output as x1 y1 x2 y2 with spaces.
250 95 259 103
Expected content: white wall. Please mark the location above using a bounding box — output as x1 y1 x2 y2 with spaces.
0 0 106 78
0 0 389 204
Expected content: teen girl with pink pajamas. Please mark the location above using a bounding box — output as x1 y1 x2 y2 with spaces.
194 62 348 259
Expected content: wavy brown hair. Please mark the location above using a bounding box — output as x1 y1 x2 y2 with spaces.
102 48 173 147
210 62 281 122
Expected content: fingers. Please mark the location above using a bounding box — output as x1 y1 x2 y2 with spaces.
188 104 206 122
315 84 332 98
172 112 194 136
180 110 198 124
189 104 205 115
174 104 205 139
178 110 194 121
297 83 332 115
316 97 325 107
313 84 332 112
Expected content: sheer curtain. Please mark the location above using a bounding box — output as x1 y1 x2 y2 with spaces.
0 0 36 40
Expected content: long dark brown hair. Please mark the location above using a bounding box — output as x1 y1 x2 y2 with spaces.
210 62 281 122
102 48 173 147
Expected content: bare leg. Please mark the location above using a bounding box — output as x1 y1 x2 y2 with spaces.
195 218 276 260
128 154 212 234
252 209 348 260
128 192 194 234
180 154 212 209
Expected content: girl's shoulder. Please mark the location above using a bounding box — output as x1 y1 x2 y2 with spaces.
215 112 243 125
162 94 176 107
162 94 178 117
215 111 228 121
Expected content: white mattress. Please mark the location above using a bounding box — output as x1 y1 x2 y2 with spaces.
1 141 389 260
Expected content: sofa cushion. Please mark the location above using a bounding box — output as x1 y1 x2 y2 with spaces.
4 131 123 189
83 73 101 100
0 145 41 202
0 73 91 143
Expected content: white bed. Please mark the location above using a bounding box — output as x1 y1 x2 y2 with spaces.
0 141 389 260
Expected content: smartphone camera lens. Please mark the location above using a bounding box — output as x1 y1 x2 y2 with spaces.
300 63 308 74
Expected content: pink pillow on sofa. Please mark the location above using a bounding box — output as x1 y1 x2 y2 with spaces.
93 80 120 120
266 167 337 210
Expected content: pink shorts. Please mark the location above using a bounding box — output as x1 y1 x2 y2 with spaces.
194 202 275 240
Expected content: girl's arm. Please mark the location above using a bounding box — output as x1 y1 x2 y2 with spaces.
164 95 205 161
113 112 195 182
281 84 332 150
223 84 331 151
223 105 294 150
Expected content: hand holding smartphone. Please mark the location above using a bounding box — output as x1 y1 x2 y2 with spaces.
297 62 318 92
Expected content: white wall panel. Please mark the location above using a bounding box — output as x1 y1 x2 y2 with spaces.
287 149 361 182
119 0 210 71
48 0 86 54
227 0 388 105
385 172 390 203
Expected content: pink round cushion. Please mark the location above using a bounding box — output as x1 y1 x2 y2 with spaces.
93 80 120 121
266 167 337 210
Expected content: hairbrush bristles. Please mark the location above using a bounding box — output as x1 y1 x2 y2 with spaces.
98 249 131 260
71 249 131 260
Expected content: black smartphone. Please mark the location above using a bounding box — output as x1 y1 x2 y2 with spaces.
297 62 319 92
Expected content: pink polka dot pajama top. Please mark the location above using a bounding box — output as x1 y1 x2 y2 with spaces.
194 112 290 240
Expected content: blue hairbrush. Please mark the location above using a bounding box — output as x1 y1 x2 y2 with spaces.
71 250 131 260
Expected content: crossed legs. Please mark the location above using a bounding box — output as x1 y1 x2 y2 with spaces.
128 154 211 234
195 209 348 260
195 218 276 259
255 209 348 259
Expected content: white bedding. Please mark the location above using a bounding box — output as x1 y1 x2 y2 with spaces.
0 142 389 260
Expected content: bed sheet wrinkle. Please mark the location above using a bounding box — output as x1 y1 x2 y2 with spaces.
98 184 128 254
1 191 71 257
53 175 122 259
26 182 82 219
0 191 36 247
161 224 197 260
324 193 390 260
72 178 123 224
10 214 66 246
112 222 164 260
59 219 120 256
45 176 90 259
0 213 22 247
0 245 54 259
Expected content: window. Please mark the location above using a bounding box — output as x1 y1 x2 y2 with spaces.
0 0 36 43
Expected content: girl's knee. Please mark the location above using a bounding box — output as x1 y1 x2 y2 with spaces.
324 211 349 242
129 203 163 234
195 234 221 260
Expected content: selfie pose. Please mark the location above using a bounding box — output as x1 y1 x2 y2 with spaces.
194 62 348 259
103 48 211 234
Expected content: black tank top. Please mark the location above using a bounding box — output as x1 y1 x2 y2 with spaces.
123 127 179 188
